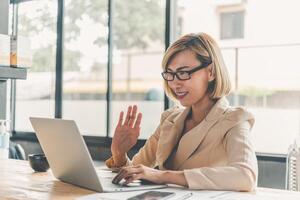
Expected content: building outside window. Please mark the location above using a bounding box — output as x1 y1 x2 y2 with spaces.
220 11 244 39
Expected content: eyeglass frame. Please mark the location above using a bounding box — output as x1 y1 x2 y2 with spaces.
161 60 212 81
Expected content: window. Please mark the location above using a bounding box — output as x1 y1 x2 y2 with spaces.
62 0 108 136
176 0 300 154
220 11 244 39
14 0 166 139
110 0 166 139
13 0 300 155
15 1 57 131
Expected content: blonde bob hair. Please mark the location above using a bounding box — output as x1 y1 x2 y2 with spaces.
162 32 232 101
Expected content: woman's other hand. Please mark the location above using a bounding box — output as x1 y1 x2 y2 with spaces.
112 164 188 187
112 164 165 185
111 105 142 166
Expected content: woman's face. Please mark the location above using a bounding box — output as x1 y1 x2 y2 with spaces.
167 49 214 107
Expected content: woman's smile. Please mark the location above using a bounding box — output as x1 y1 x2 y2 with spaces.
175 91 189 99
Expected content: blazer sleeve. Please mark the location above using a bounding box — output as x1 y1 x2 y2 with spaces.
183 114 257 192
105 108 175 168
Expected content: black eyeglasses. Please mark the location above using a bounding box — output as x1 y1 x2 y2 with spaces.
161 60 212 81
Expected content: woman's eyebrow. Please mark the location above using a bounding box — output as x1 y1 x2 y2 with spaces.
167 66 190 72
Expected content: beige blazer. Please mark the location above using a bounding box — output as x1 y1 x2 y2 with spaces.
106 97 257 191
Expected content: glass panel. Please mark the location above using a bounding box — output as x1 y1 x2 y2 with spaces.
110 0 166 139
15 1 57 131
62 0 108 136
220 11 244 39
176 0 300 153
238 46 300 153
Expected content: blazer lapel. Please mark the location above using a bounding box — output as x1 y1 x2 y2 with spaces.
173 97 229 169
156 107 190 169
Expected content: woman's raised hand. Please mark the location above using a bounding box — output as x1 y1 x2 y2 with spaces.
111 105 142 165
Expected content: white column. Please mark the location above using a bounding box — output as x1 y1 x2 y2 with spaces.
0 0 9 35
0 0 9 120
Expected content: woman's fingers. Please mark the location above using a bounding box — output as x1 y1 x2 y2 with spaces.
124 174 140 185
134 113 142 130
117 111 124 127
112 166 133 184
123 105 141 128
128 105 137 127
123 106 132 125
112 166 143 184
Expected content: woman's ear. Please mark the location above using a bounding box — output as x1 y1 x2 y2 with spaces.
207 65 215 82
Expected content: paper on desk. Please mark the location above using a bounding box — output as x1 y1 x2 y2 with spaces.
76 188 300 200
202 189 300 200
77 188 223 200
76 192 191 200
190 188 300 200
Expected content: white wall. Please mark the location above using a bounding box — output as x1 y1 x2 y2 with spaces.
180 0 300 45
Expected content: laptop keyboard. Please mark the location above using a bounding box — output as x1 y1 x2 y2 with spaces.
96 169 116 178
95 168 167 192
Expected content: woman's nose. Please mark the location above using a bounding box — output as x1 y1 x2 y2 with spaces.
168 76 182 88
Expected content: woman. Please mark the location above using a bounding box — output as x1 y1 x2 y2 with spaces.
105 33 257 191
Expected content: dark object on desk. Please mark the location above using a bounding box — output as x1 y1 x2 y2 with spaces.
28 154 50 172
127 191 175 200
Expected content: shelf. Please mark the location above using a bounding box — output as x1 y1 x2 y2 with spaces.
0 65 27 80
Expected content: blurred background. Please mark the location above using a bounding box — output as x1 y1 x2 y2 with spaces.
2 0 300 189
14 0 300 154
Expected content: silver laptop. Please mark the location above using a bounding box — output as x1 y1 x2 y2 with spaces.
29 117 167 192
